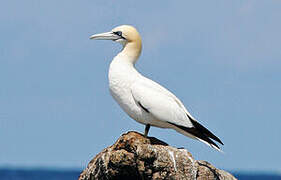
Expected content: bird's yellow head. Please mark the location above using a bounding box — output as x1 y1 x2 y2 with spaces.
90 25 142 61
90 25 141 46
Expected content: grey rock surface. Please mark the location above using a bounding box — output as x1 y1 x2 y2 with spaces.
79 131 237 180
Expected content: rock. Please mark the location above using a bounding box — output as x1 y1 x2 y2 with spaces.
79 131 237 180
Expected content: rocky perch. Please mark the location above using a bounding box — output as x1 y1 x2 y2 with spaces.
79 131 236 180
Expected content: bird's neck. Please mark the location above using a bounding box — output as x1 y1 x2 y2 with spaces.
117 41 142 65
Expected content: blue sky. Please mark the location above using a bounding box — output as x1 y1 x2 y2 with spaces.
1 0 281 172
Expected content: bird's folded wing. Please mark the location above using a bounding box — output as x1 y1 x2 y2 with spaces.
131 80 193 128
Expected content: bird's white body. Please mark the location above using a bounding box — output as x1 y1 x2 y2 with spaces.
109 52 194 133
109 54 145 124
90 25 223 151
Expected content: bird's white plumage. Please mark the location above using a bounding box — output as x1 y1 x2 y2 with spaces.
90 25 223 151
131 78 193 128
109 51 193 130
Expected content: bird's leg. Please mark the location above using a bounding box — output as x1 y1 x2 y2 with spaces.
144 124 150 137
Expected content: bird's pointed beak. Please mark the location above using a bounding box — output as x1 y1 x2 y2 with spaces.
89 31 118 40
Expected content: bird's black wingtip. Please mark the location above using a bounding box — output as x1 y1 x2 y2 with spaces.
189 118 224 145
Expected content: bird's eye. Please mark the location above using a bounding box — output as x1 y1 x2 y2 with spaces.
113 31 122 36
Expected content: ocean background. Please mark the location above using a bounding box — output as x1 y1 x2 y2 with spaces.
0 168 280 180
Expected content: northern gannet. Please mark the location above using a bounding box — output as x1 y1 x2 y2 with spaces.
90 25 223 151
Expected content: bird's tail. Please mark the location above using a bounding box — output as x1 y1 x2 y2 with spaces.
169 119 224 152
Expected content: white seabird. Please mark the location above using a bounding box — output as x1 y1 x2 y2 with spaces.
90 25 223 151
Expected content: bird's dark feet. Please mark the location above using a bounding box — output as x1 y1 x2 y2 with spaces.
144 124 150 137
